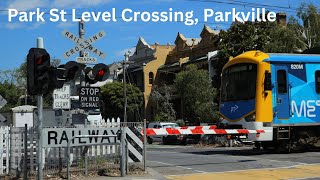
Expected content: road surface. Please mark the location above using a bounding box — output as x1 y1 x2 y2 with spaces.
147 144 320 180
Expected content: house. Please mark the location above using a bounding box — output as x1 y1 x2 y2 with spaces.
156 25 220 120
124 37 175 121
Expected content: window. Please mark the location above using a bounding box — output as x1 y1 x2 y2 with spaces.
221 63 257 102
149 72 154 85
277 70 287 94
316 71 320 93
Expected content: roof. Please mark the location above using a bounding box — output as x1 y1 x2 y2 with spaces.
158 62 180 70
186 38 201 46
12 105 37 112
264 53 320 63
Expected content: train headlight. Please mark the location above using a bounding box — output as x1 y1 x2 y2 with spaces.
245 113 256 122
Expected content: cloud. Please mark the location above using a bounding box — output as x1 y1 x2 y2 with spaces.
6 0 113 11
5 22 24 29
116 47 136 57
56 22 75 28
7 0 48 11
52 0 113 9
27 21 46 29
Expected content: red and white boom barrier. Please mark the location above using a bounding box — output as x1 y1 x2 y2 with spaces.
143 126 271 136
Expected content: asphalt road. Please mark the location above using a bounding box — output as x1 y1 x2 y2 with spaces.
146 144 320 180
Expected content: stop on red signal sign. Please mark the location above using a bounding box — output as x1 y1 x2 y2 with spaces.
80 87 100 109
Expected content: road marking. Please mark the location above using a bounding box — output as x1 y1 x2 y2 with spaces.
166 163 320 180
148 160 207 173
230 154 308 166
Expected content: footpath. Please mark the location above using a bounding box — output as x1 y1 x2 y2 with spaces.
77 168 167 180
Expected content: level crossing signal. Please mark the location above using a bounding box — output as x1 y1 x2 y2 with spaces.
85 63 109 83
64 61 85 81
27 48 50 95
27 48 110 95
49 66 66 90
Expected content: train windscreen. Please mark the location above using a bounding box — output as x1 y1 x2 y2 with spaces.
221 63 257 102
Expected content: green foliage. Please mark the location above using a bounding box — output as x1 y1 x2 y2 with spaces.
149 85 176 122
294 3 320 49
264 24 300 53
175 65 218 123
218 21 272 58
100 82 143 121
0 81 23 111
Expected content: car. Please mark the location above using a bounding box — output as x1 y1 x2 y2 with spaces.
147 122 187 145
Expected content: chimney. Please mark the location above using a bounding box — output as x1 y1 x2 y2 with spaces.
276 12 287 26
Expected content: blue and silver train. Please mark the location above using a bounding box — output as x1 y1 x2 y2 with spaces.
219 51 320 151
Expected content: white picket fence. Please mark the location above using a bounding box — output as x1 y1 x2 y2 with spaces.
0 117 145 177
69 117 121 164
0 126 9 175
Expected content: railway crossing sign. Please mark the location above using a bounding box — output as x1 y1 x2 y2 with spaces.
0 95 7 122
62 30 106 59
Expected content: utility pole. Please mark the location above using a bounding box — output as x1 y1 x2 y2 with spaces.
123 52 130 123
79 19 89 176
79 20 85 58
37 37 44 180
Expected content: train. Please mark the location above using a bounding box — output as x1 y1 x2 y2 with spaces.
219 50 320 151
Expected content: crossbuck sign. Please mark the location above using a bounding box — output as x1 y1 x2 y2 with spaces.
0 95 7 122
62 30 106 59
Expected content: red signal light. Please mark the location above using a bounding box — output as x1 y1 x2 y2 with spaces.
98 69 105 76
36 57 42 65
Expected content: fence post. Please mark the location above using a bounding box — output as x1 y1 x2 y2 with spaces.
143 119 147 171
126 139 128 174
120 126 126 177
0 127 4 175
6 126 10 174
9 124 13 176
23 124 28 180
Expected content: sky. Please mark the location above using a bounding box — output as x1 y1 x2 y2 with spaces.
0 0 319 70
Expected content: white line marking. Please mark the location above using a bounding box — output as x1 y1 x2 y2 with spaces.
148 160 172 166
176 166 192 170
230 155 308 165
148 160 207 173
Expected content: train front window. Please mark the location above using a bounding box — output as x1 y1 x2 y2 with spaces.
221 63 257 102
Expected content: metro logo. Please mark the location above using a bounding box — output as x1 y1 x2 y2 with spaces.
291 100 320 118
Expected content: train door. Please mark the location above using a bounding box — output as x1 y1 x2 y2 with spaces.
275 66 290 119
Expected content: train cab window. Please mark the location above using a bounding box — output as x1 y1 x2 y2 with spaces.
277 70 287 94
316 71 320 93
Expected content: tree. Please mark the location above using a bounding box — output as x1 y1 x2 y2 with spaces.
149 85 176 122
175 65 218 123
0 81 23 111
264 23 302 53
218 21 271 58
100 82 143 121
293 3 320 50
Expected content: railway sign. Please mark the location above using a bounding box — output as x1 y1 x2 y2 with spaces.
76 57 97 63
0 95 7 109
53 84 71 109
42 127 120 148
80 87 100 109
62 30 106 59
0 95 7 122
